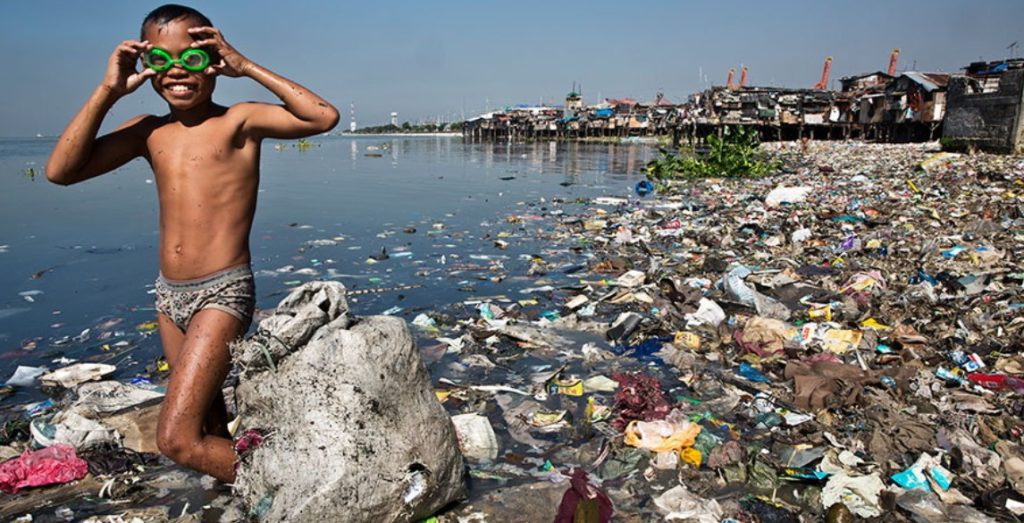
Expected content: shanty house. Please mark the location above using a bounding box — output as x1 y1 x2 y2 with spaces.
944 60 1024 153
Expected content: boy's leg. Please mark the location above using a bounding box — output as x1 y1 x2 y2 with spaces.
157 313 230 437
157 309 244 483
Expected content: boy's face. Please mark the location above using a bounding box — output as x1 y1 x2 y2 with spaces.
142 17 215 111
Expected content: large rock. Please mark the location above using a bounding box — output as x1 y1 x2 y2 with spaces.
231 282 466 522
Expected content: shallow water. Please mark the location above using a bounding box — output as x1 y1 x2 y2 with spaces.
0 135 653 400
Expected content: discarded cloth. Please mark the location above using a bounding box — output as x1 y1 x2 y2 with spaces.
612 372 671 428
785 360 915 410
0 444 89 494
553 468 613 523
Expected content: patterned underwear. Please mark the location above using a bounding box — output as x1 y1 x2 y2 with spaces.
155 264 255 332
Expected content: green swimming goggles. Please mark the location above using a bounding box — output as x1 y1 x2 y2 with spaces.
143 47 210 72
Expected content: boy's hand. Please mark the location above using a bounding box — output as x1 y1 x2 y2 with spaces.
188 27 253 78
103 40 156 96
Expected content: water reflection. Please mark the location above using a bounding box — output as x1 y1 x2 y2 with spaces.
458 140 654 181
0 135 656 380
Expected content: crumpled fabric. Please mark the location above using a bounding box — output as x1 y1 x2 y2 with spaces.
233 282 350 375
653 484 723 523
612 372 671 429
937 427 1005 491
784 360 916 410
891 323 929 351
0 443 89 494
735 316 797 356
233 428 268 456
553 468 613 523
706 440 745 469
785 361 867 410
821 472 885 518
495 394 547 448
995 441 1024 496
30 408 120 449
865 406 936 464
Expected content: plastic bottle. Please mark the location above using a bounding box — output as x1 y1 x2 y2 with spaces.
967 373 1024 394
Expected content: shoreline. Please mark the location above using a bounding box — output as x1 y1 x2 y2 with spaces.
339 132 462 138
4 142 1023 521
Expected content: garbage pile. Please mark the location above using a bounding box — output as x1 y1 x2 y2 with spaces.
427 142 1024 521
1 141 1023 522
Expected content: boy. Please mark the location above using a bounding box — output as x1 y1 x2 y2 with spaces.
46 4 339 482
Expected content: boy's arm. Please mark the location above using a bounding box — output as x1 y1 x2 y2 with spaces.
189 27 340 140
47 40 156 186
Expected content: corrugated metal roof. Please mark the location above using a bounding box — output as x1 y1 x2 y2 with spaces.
900 72 950 92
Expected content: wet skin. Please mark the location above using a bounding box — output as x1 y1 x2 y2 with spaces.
45 16 338 482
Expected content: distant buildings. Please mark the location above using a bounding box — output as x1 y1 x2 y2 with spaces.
943 59 1024 153
462 57 1024 153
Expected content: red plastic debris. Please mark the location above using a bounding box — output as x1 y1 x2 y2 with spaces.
233 428 268 455
0 444 89 494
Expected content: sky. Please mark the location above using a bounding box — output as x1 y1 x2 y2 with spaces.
1 0 1022 137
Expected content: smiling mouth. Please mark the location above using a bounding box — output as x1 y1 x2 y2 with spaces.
165 84 196 95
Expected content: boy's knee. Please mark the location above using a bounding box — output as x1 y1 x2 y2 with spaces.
157 426 195 465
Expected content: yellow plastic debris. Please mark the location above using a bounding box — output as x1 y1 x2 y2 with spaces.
821 329 863 354
136 321 159 333
674 331 702 350
859 318 892 330
680 447 702 467
624 420 701 453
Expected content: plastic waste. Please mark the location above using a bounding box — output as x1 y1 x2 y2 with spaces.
765 185 812 206
0 444 89 494
634 180 655 197
653 484 723 523
4 366 47 387
39 363 116 388
821 472 885 518
451 413 499 461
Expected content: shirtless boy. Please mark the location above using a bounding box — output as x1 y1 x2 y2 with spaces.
46 4 339 482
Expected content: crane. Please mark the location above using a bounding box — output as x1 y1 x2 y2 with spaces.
813 57 833 90
887 48 900 76
738 66 748 89
726 68 735 90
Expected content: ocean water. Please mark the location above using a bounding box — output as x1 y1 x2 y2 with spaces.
0 135 654 396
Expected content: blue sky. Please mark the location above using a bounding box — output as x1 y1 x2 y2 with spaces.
1 0 1021 136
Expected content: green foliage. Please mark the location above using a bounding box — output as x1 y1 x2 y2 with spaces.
352 122 458 134
646 127 779 183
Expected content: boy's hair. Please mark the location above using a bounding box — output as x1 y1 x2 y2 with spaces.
140 4 212 39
